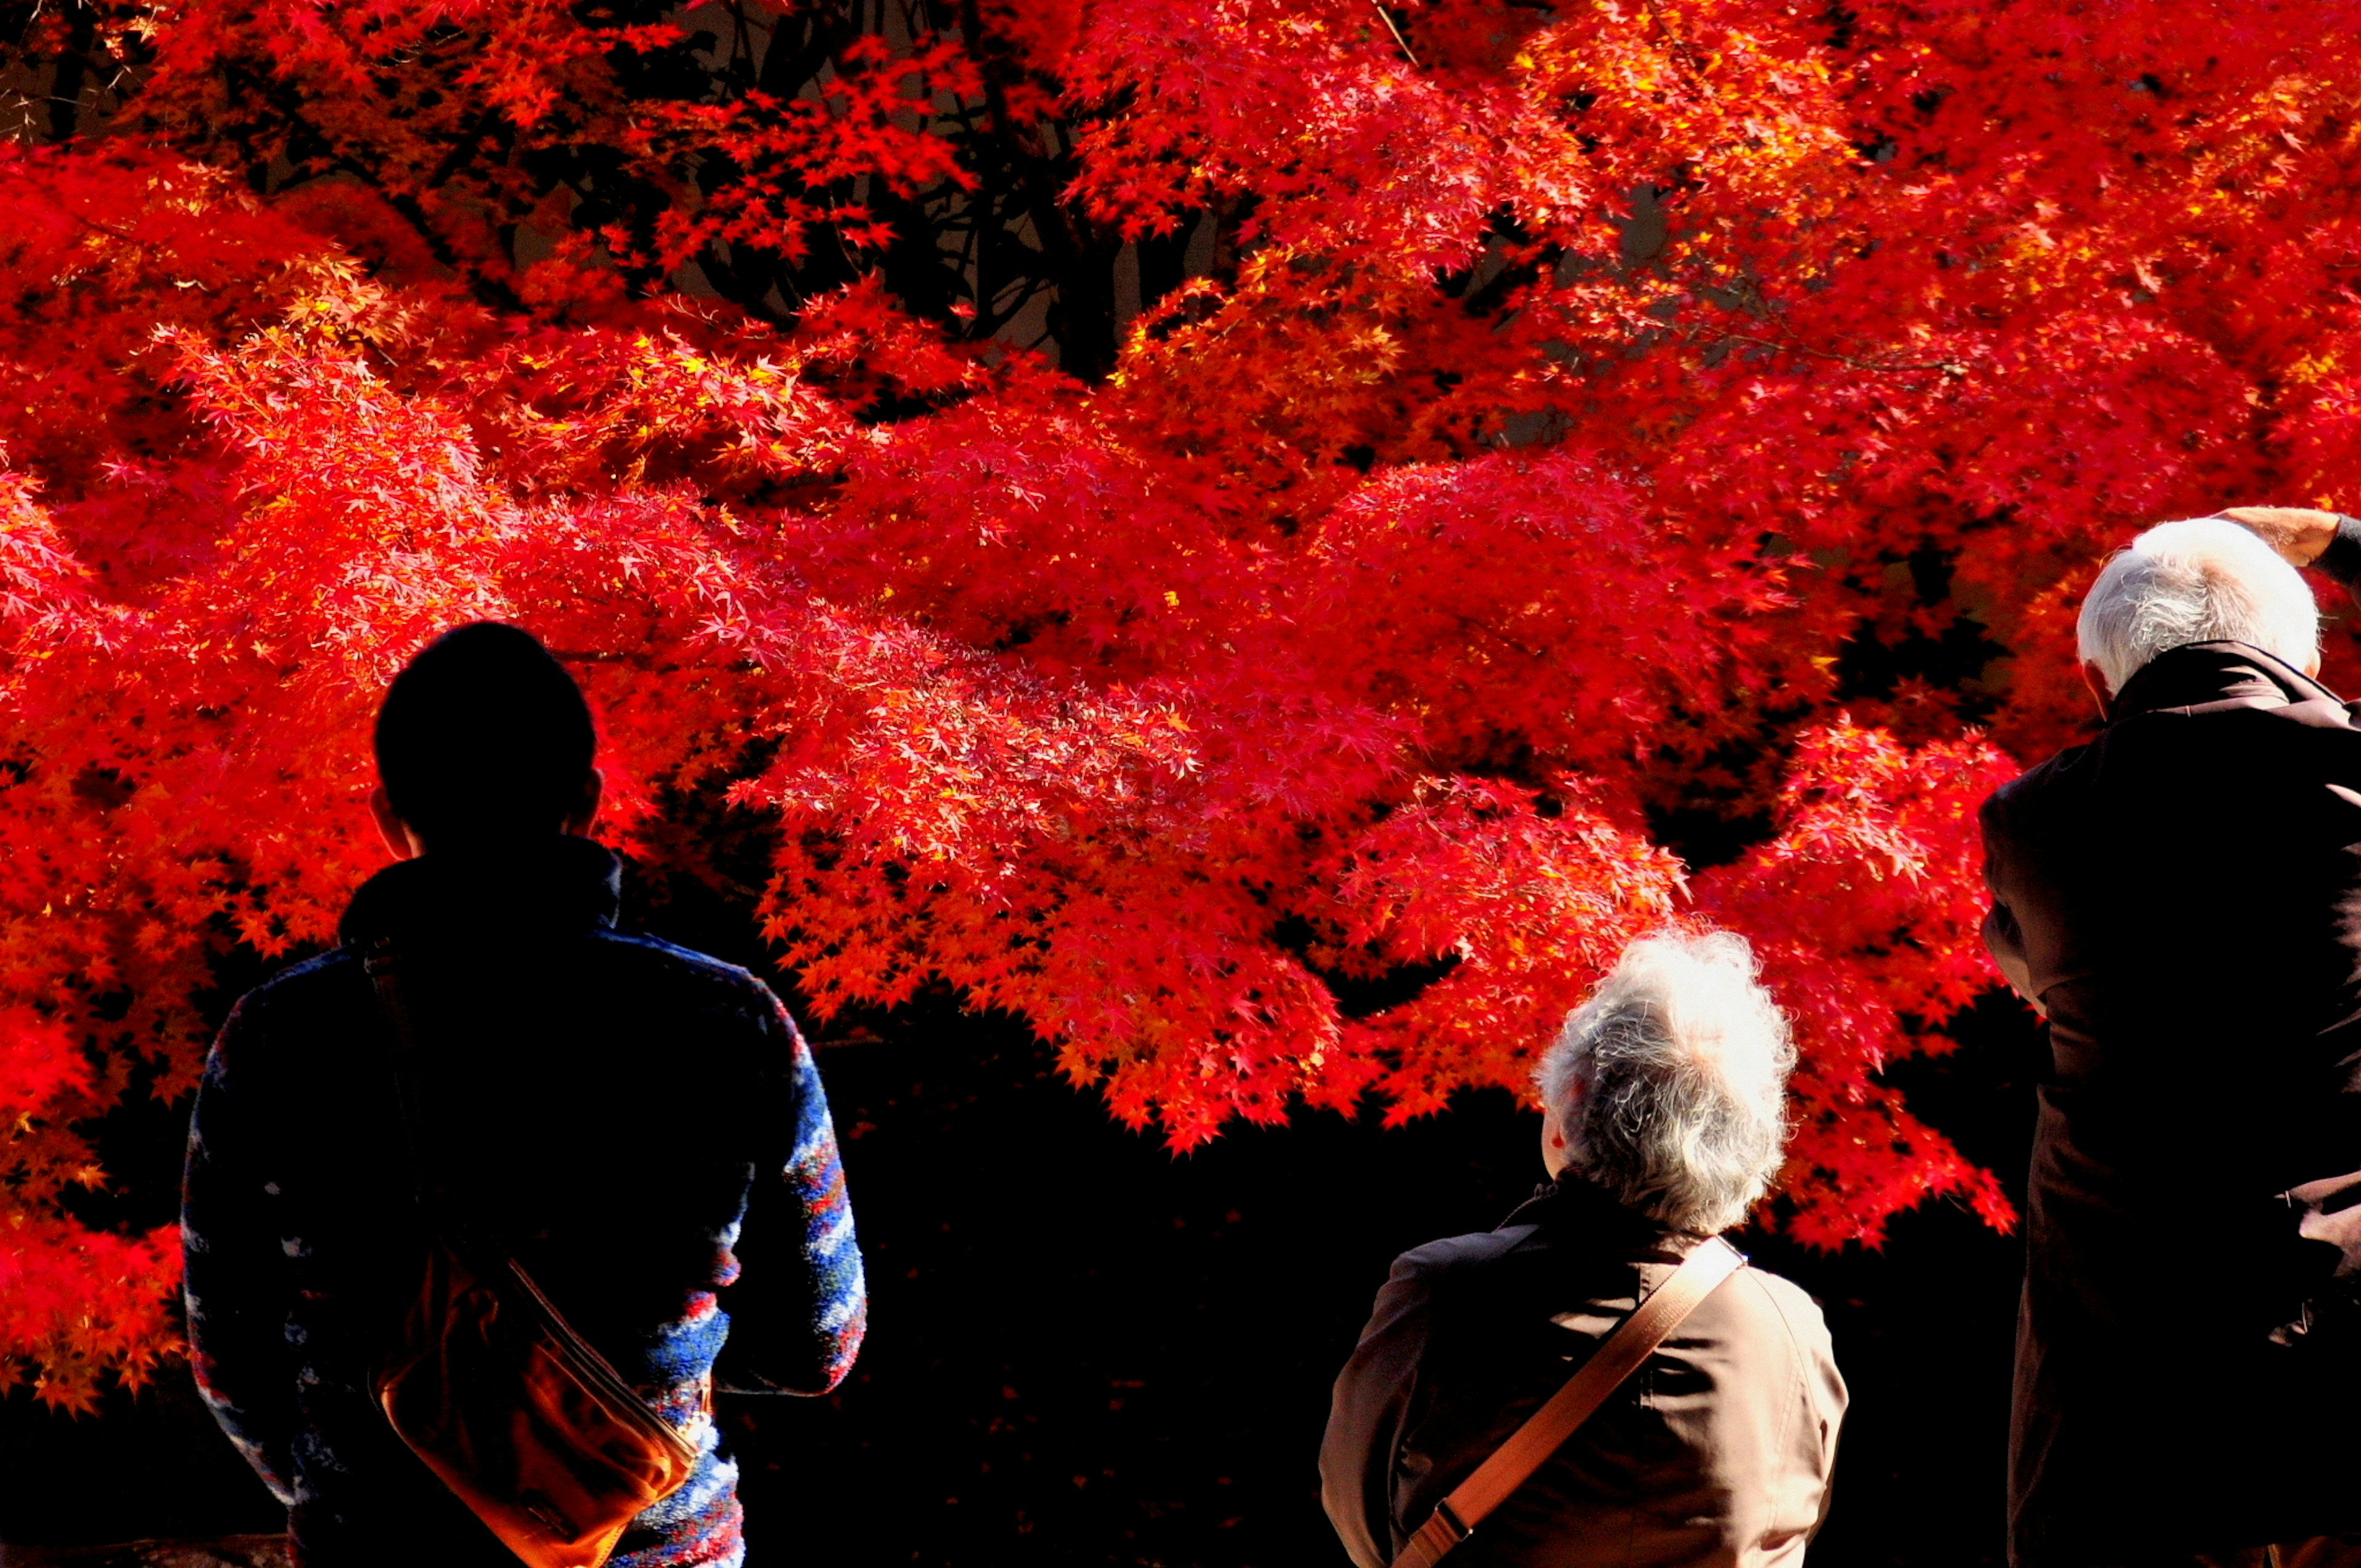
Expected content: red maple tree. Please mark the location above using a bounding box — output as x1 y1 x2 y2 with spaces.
2 0 2346 1404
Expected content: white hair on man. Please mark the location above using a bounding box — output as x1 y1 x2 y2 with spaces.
1535 931 1795 1236
2076 517 2320 695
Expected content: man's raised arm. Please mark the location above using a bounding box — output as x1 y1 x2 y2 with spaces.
2213 506 2361 598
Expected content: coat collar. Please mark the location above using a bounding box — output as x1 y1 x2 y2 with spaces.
1498 1168 1693 1246
339 834 622 948
2107 640 2351 727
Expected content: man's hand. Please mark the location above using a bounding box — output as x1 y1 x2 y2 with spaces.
2212 505 2347 568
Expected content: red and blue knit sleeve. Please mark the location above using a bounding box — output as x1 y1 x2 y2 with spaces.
710 988 868 1395
180 999 301 1505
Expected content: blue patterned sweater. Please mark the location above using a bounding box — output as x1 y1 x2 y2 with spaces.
181 836 866 1566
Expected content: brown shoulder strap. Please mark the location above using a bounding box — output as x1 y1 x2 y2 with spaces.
1388 1235 1748 1568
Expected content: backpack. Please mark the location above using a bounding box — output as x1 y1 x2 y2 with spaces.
366 946 703 1568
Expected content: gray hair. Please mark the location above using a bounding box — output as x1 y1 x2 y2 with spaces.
1535 932 1795 1235
2076 517 2319 695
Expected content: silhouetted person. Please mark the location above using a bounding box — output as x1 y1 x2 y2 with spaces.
1984 513 2361 1567
183 622 865 1566
1323 933 1846 1568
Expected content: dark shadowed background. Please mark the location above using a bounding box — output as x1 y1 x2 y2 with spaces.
0 860 2047 1566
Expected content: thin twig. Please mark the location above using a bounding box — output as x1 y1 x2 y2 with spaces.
1641 0 1709 84
1370 2 1420 67
1717 332 1966 376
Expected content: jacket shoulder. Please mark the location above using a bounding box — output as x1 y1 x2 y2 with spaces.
1984 746 2081 823
1980 742 2108 878
1374 1225 1548 1323
227 932 788 1039
588 930 770 988
581 932 796 1026
1722 1265 1833 1353
222 946 365 1025
1389 1225 1535 1283
200 949 370 1098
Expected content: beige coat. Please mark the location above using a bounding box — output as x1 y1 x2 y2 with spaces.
1321 1175 1846 1568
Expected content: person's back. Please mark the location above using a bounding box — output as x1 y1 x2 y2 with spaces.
182 624 866 1565
1322 934 1846 1568
1324 1175 1842 1568
1983 515 2361 1566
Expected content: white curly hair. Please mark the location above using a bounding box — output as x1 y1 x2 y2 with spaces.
1535 931 1796 1235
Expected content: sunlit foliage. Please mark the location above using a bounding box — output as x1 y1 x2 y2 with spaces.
6 0 2351 1402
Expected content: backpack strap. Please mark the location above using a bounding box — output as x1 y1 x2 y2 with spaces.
1389 1235 1749 1568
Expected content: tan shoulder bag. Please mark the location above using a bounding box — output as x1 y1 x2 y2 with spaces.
366 948 702 1568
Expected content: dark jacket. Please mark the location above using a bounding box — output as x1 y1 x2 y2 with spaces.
1321 1176 1846 1568
181 836 866 1566
1982 641 2361 1567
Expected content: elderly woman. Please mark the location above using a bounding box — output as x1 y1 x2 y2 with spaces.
1321 932 1847 1568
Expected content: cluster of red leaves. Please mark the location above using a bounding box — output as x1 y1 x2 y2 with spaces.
6 0 2358 1399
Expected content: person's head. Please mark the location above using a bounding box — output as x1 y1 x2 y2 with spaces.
1534 931 1795 1236
2076 517 2320 697
370 622 599 857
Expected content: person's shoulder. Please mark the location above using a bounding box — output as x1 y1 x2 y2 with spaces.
1980 738 2115 864
224 945 365 1024
1388 1225 1535 1288
591 928 758 981
203 948 368 1088
252 944 363 990
1984 745 2084 820
1714 1261 1835 1359
585 930 786 1016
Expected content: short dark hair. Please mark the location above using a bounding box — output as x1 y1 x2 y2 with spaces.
374 622 596 843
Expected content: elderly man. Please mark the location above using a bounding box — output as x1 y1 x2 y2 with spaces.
1983 512 2361 1568
1321 932 1847 1568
